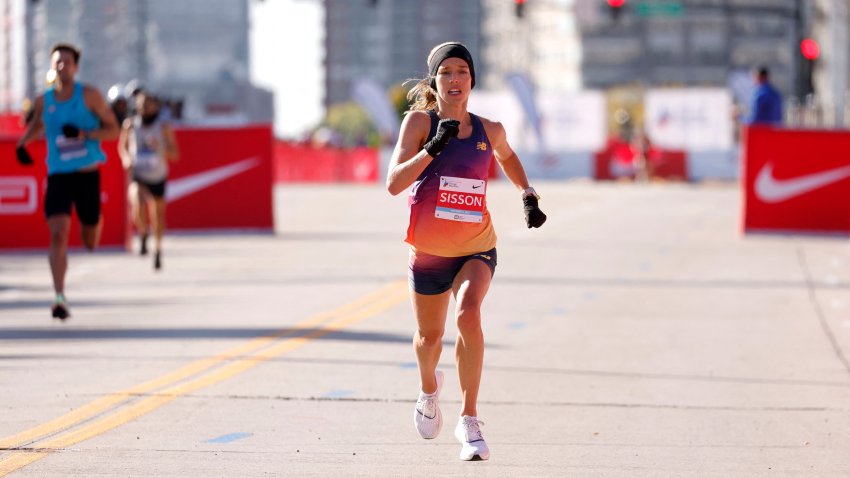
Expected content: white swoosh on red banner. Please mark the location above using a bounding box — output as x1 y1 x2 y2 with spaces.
754 162 850 203
166 157 260 203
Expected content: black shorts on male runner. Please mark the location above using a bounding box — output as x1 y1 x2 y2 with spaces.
408 248 497 295
44 170 101 225
133 176 167 199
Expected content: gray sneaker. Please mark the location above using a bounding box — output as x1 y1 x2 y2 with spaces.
413 370 444 439
455 415 490 461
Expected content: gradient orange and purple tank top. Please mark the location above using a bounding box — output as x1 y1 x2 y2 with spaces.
405 110 496 257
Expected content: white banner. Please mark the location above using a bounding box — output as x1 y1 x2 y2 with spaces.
468 90 606 153
644 88 733 151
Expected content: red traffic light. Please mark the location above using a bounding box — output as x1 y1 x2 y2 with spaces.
608 0 626 7
515 0 526 18
800 38 820 60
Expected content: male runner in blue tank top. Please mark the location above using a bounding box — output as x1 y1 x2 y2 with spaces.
16 43 119 320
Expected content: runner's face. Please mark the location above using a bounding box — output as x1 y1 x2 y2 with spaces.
140 95 159 116
435 57 471 102
51 50 77 84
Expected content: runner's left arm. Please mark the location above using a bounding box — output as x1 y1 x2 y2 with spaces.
487 119 546 228
488 120 531 192
82 86 119 141
161 123 180 162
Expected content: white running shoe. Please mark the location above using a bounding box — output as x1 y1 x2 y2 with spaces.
413 370 444 439
455 415 490 461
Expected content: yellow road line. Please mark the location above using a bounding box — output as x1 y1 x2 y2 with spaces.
0 280 402 451
0 281 408 475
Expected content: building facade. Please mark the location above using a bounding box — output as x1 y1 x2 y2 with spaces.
480 0 582 92
575 0 805 96
25 0 271 123
810 0 850 127
323 0 482 108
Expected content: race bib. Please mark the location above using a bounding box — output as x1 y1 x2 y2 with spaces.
56 136 87 161
134 152 158 172
435 176 486 223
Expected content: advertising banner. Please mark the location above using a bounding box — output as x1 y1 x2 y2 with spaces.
741 127 850 234
1 125 275 250
645 88 733 152
167 125 274 230
0 138 127 250
274 142 378 183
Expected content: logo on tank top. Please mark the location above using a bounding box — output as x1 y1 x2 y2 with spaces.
436 176 486 223
476 141 487 151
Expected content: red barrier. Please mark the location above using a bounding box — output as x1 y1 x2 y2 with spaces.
1 125 274 250
0 138 127 250
741 127 850 235
274 142 378 183
593 138 687 181
167 125 273 230
0 113 26 136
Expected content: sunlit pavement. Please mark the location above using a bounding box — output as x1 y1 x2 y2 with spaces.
1 181 848 477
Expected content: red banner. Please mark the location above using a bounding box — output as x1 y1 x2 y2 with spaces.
1 125 274 250
167 125 273 230
274 142 378 183
593 138 687 181
0 138 127 250
741 127 850 234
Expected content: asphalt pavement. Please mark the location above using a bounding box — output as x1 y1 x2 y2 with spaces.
1 181 849 477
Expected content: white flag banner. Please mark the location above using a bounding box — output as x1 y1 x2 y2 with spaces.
351 77 400 143
505 72 547 154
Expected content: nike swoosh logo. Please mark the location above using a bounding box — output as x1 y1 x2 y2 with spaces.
166 157 260 203
754 162 850 203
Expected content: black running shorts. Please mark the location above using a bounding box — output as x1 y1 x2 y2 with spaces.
408 248 497 295
44 170 101 225
133 176 167 199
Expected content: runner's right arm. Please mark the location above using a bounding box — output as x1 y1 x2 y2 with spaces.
17 96 45 147
117 118 132 169
386 111 435 196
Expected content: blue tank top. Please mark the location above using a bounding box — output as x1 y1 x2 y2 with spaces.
43 83 106 175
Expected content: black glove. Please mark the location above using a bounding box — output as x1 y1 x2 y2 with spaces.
62 123 81 139
16 145 33 166
523 195 547 228
423 119 460 158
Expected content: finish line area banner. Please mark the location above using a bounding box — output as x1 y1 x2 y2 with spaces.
741 126 850 235
0 125 274 251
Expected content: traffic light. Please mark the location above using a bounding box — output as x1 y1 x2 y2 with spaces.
515 0 526 19
608 0 625 21
800 38 819 95
800 38 820 61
